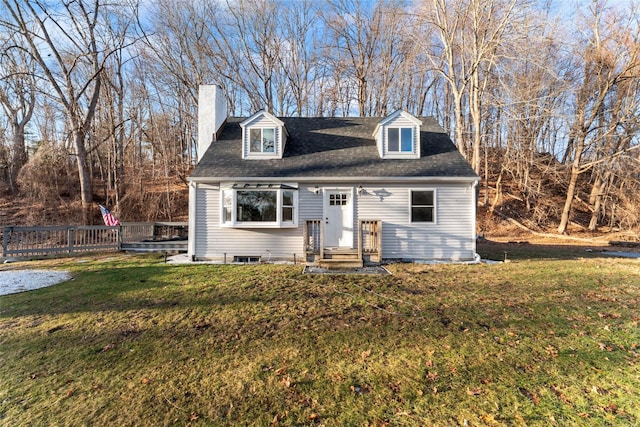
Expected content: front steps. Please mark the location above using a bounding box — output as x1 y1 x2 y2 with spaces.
317 248 363 269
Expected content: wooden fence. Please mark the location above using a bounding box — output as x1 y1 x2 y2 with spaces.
1 222 188 258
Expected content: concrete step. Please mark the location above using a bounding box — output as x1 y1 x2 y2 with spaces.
318 258 364 269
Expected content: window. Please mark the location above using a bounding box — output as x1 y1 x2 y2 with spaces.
329 193 348 206
388 127 413 153
249 128 275 153
411 190 435 222
221 185 297 227
282 190 294 222
222 191 233 222
237 190 277 222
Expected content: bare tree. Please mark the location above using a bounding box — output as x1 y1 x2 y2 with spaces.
416 0 520 174
1 0 124 222
0 30 36 193
557 1 640 234
323 0 411 117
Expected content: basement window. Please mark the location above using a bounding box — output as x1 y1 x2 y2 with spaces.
233 256 261 263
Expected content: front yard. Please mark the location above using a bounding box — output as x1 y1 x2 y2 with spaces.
1 246 638 426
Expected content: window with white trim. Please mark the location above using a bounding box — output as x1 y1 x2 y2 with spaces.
221 185 297 227
282 190 294 222
411 190 435 223
249 128 275 153
388 127 413 153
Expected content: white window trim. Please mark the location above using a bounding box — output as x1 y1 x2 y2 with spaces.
220 184 298 228
409 188 437 224
386 126 414 155
248 127 277 154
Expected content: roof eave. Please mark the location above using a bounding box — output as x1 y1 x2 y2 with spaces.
188 175 479 184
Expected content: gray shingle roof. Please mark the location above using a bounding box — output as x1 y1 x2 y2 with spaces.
190 116 479 180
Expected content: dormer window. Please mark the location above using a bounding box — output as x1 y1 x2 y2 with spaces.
388 127 413 153
250 128 276 153
240 110 288 159
373 110 422 159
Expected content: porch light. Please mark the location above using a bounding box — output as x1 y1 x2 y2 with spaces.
313 185 319 195
357 185 364 196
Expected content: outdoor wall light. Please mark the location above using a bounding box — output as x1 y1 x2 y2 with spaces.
357 185 364 196
313 185 319 195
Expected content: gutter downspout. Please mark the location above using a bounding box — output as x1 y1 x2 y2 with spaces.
187 181 197 260
472 180 479 261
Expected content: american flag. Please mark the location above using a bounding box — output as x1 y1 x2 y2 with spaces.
99 204 120 226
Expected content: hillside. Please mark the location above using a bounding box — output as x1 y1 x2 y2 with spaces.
0 178 189 227
1 163 639 245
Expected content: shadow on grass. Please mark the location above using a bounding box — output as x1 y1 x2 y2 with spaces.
1 263 406 321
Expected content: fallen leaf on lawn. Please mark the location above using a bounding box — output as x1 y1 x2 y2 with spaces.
598 342 614 352
101 342 115 352
308 413 319 420
66 389 74 397
190 412 198 421
425 371 438 381
466 387 482 396
550 385 571 405
361 349 371 360
388 381 401 393
481 414 499 424
546 345 559 357
281 376 291 388
604 403 619 414
518 387 539 405
141 377 150 384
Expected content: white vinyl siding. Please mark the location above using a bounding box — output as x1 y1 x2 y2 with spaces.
193 184 315 261
192 181 475 262
357 183 475 261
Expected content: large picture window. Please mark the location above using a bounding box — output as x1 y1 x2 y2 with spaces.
249 128 275 153
411 190 435 223
388 127 413 153
237 191 277 222
222 185 297 227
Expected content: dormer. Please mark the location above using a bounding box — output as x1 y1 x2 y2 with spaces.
240 110 288 160
373 110 422 159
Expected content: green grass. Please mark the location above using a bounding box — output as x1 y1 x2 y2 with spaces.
1 249 639 426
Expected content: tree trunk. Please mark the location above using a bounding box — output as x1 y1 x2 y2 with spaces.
74 130 93 224
9 122 27 194
557 141 584 234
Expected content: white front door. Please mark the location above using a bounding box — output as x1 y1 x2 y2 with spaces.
324 190 353 247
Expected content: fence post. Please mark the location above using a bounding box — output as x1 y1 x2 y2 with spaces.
68 227 74 254
2 226 9 257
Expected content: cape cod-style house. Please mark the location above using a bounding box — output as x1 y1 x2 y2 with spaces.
187 85 480 267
